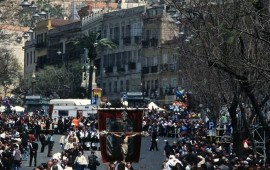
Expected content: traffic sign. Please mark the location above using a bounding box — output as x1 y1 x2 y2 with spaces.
91 98 96 105
123 94 127 99
207 121 215 130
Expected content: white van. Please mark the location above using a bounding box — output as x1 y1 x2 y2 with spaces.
49 99 97 120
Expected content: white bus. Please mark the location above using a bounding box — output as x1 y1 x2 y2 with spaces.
49 99 97 120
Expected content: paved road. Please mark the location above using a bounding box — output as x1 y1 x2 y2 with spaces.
21 135 177 170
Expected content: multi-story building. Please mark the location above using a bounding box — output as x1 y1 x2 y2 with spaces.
81 6 145 101
141 5 179 104
24 19 76 74
22 1 182 106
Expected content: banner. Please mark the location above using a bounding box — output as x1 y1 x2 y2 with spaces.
98 109 143 163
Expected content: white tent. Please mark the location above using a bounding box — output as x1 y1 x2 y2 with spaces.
148 102 165 111
0 106 5 112
11 106 25 112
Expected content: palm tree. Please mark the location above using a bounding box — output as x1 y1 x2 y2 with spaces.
75 31 116 99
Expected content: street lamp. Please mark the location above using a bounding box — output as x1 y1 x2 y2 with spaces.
32 71 36 95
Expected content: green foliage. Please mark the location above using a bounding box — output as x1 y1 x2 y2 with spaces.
21 62 83 98
0 47 21 87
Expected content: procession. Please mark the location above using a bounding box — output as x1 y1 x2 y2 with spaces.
0 103 267 170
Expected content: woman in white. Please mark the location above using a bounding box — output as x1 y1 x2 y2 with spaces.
64 137 74 151
59 132 70 151
74 151 88 170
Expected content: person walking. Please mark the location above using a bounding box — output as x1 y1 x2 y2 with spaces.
149 129 159 151
12 144 21 170
29 139 38 167
39 133 46 153
88 150 100 170
47 132 55 157
74 151 88 170
164 140 172 158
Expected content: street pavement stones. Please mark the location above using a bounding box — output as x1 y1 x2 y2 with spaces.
21 135 176 170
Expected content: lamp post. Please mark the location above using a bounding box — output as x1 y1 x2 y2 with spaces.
32 71 36 95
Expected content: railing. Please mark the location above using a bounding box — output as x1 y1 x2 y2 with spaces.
142 40 149 48
150 66 158 73
117 67 125 72
35 42 47 48
142 67 149 74
123 36 131 45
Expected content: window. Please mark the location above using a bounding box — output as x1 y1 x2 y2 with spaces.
120 80 124 92
58 110 69 117
30 51 32 64
34 51 36 63
172 78 177 88
103 27 107 38
121 26 125 38
103 83 107 94
114 27 120 40
155 79 159 90
126 80 129 92
110 28 113 40
114 81 117 92
162 53 168 64
109 82 112 93
126 25 131 37
27 53 29 66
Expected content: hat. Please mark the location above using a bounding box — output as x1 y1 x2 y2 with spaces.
169 155 175 159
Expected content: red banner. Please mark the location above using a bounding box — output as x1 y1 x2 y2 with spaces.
98 109 143 163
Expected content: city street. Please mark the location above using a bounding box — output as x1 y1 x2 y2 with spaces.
22 135 176 170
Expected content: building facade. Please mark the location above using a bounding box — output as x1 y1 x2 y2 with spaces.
22 2 183 106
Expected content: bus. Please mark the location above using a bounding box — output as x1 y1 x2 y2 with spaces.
49 99 97 120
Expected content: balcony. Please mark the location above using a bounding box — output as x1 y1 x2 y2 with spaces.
112 39 119 45
35 42 47 48
123 36 131 45
150 38 159 47
128 62 136 70
150 66 158 73
142 40 149 48
117 67 125 72
160 64 169 72
105 66 113 74
142 67 149 74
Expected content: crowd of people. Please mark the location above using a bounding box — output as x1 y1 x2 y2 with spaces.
0 107 268 170
144 109 268 170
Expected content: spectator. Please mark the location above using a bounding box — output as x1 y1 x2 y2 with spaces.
29 138 39 167
74 150 88 170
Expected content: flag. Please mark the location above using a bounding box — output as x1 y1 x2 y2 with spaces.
98 109 143 163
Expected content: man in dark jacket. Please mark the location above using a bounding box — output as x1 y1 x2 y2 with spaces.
149 129 159 151
88 150 100 170
39 133 46 153
29 140 39 167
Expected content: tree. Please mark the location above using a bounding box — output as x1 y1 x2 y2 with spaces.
0 47 21 96
19 63 83 98
167 0 270 161
74 31 116 99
